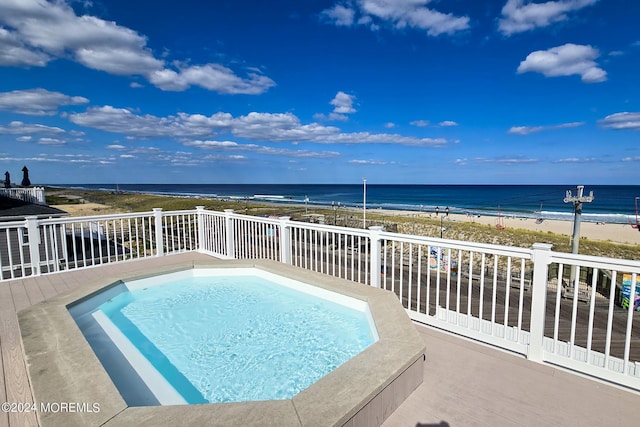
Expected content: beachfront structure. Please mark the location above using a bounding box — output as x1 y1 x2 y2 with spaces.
0 186 46 206
1 207 639 425
0 195 67 280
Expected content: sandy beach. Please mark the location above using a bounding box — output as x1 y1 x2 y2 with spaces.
51 202 122 216
389 210 640 246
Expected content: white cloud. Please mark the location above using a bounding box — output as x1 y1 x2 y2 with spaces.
148 65 275 94
517 43 606 83
322 0 469 36
0 27 50 66
508 121 584 135
0 88 88 115
38 137 65 145
106 144 126 150
475 157 539 164
439 120 458 127
69 106 451 147
410 119 429 127
622 156 640 162
598 112 640 131
69 106 234 138
322 5 355 26
0 155 90 163
554 157 598 163
384 122 395 128
315 91 357 121
348 159 392 165
0 0 274 94
183 140 341 159
0 120 65 135
499 0 598 35
330 91 356 114
16 136 32 142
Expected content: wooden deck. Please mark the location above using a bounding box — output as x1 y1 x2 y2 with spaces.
1 253 637 426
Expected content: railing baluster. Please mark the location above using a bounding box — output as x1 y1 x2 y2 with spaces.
504 257 512 332
416 245 422 313
623 273 638 373
491 255 498 326
604 270 617 367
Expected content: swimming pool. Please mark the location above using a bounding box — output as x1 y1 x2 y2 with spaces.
20 256 425 426
70 268 378 405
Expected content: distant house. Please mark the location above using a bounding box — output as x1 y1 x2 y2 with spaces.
0 195 133 279
0 195 68 279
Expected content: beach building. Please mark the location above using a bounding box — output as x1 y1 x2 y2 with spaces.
0 190 67 280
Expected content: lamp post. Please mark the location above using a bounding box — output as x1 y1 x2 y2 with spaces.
332 201 340 225
304 195 309 214
434 206 449 238
362 178 367 229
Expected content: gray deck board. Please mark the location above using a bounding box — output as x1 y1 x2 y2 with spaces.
1 253 638 426
0 278 37 427
382 325 638 427
31 277 53 304
22 278 45 308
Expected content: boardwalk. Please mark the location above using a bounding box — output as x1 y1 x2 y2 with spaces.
0 253 637 426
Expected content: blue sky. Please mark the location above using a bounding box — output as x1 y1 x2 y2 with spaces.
0 0 639 185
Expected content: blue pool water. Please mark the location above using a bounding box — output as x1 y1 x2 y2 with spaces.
80 270 377 404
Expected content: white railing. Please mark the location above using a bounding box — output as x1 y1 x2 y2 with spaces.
0 186 46 205
0 208 199 279
2 207 639 392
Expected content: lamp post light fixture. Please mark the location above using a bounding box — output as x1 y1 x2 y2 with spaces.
434 206 449 238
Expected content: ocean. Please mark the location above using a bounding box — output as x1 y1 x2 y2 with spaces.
55 184 640 225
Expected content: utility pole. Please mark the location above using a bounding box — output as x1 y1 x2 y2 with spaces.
362 178 367 229
564 185 594 286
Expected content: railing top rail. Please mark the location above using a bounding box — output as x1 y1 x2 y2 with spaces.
550 250 640 272
288 220 372 237
38 210 157 225
160 209 200 216
379 230 534 259
0 219 29 229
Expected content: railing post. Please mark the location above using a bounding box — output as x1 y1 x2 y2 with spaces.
278 216 292 265
224 209 235 258
195 206 205 252
153 208 164 256
24 216 41 276
528 242 553 363
368 226 384 288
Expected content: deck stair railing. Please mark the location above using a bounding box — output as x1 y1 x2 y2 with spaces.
1 207 639 392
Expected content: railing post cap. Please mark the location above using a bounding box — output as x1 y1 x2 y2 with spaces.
224 209 234 213
195 205 205 210
368 225 384 232
24 215 39 220
278 216 291 221
532 242 553 251
152 207 163 212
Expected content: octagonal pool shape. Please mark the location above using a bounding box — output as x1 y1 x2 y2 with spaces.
70 267 379 406
19 257 425 427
